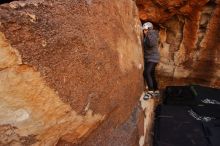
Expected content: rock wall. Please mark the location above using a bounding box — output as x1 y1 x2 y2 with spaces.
136 0 220 87
0 0 144 145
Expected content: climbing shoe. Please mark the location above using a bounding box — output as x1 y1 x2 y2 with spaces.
153 90 160 98
143 91 154 100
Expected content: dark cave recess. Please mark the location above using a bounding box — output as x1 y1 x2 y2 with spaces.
0 0 17 5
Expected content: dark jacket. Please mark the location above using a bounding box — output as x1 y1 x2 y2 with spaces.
143 29 160 63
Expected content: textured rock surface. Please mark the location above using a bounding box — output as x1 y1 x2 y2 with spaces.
60 102 145 146
58 93 157 146
1 0 219 145
136 0 220 86
0 0 144 145
0 32 104 146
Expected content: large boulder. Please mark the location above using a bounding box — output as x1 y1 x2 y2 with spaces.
0 0 144 145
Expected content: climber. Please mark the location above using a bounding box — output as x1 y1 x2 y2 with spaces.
142 22 160 100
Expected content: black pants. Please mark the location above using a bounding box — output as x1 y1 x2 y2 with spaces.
143 61 158 91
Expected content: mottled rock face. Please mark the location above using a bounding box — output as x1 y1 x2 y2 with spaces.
1 0 219 145
137 0 220 86
0 0 143 145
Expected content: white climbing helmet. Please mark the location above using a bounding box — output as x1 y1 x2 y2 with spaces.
142 22 153 30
